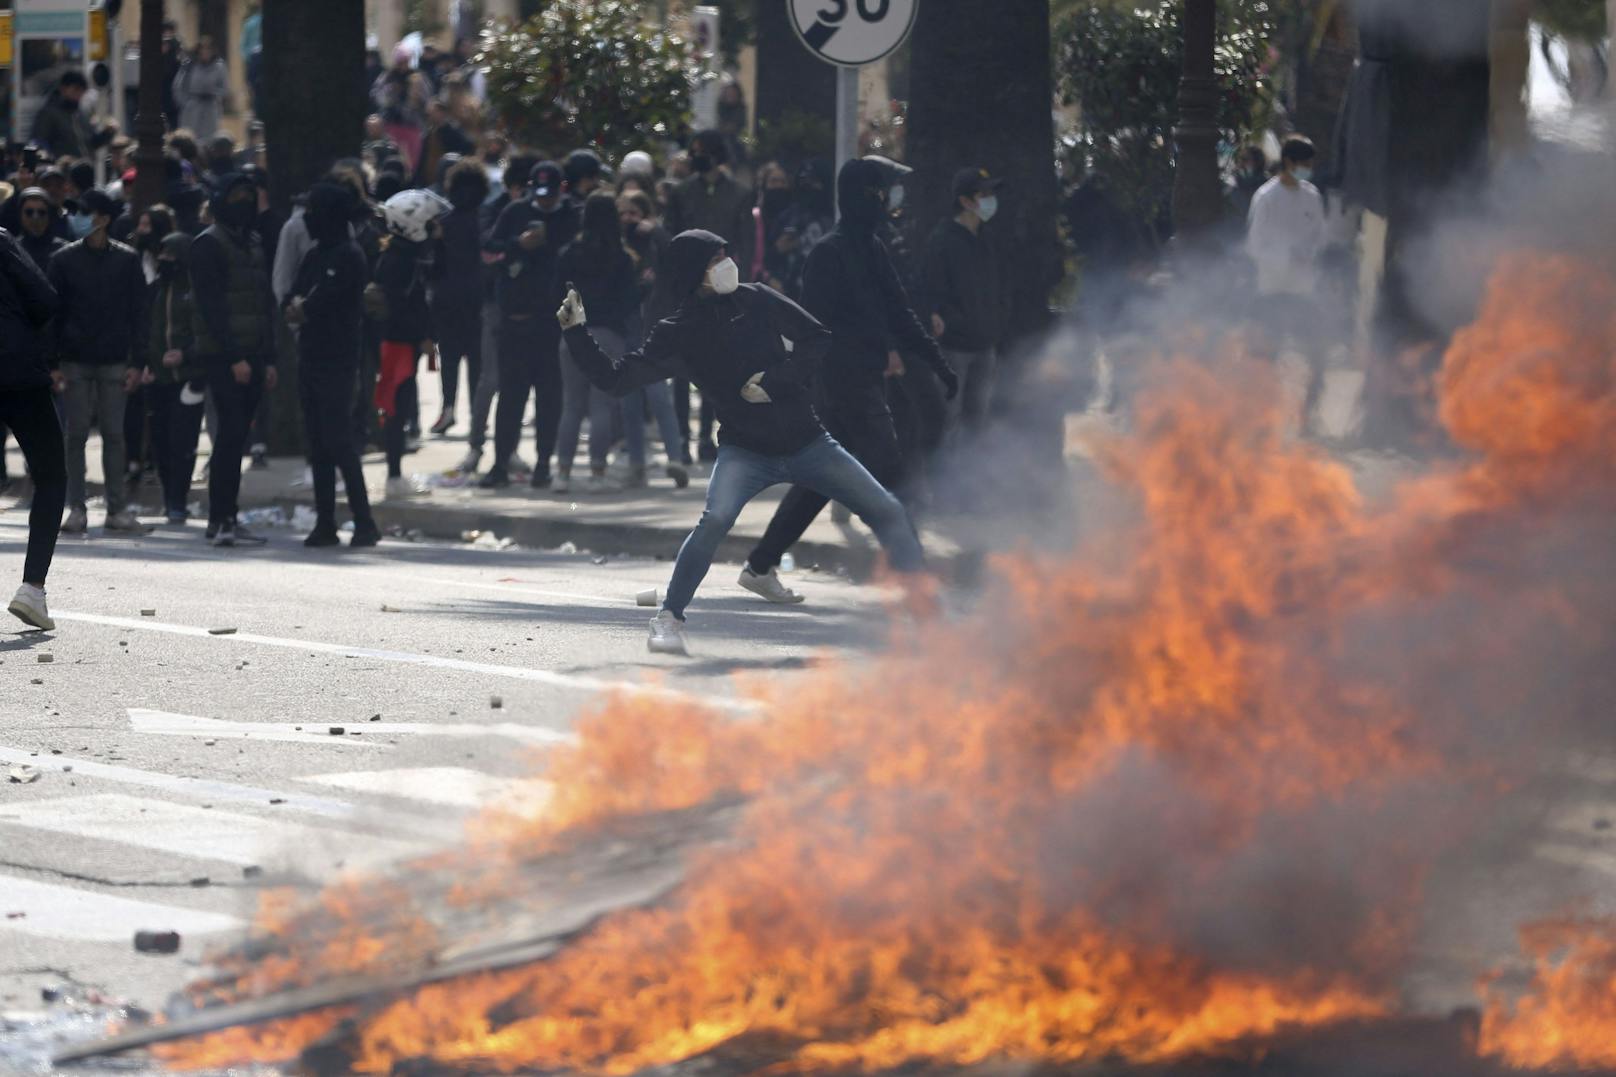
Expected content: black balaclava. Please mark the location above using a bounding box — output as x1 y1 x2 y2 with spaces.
304 182 355 248
156 231 192 285
664 229 727 308
835 158 888 236
210 173 258 231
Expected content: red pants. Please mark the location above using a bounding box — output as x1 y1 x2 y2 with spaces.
375 341 418 419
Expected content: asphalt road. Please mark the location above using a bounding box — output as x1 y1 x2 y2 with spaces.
0 512 893 1071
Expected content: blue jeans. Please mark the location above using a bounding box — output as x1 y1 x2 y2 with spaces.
622 378 683 470
663 434 924 619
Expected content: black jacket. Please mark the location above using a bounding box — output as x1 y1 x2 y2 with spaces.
374 236 434 345
921 219 1002 353
291 239 369 368
564 229 831 457
19 231 68 275
555 239 639 335
485 196 579 317
430 205 484 317
47 237 146 369
0 230 60 391
666 171 754 281
29 92 110 159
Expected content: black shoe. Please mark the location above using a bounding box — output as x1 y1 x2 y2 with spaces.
250 448 268 470
478 468 511 489
429 411 454 436
529 471 552 490
231 524 268 547
349 522 381 548
304 526 341 548
205 521 221 541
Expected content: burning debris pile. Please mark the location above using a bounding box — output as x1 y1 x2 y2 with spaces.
78 249 1616 1075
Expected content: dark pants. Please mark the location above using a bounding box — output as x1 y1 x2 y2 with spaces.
205 361 265 527
672 378 714 460
384 374 418 479
123 383 149 474
493 313 562 479
148 380 207 515
747 397 907 576
890 366 947 502
301 363 374 526
352 327 381 451
0 387 66 585
436 304 482 415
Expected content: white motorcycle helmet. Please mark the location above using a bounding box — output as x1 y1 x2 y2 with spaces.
381 188 451 243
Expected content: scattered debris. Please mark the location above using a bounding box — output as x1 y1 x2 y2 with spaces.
636 588 659 607
7 766 40 784
140 609 156 617
490 695 504 710
29 679 42 685
557 541 578 555
189 878 210 889
380 604 402 613
242 865 262 879
328 727 345 736
37 653 53 664
591 554 608 565
207 627 237 636
368 714 381 722
268 798 285 805
132 931 180 955
6 911 25 920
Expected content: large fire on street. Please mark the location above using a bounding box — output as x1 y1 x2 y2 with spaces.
134 249 1616 1075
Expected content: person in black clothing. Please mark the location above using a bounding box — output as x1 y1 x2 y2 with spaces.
285 182 380 547
480 159 579 489
189 173 280 547
559 229 927 655
1 189 67 492
375 188 447 499
1 228 64 631
428 159 488 436
921 167 1005 437
740 159 957 605
143 232 208 524
553 191 638 494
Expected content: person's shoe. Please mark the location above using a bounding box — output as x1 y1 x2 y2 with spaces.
386 476 431 500
529 471 552 490
506 454 532 476
551 472 571 495
478 468 511 489
430 411 454 436
621 468 648 490
103 510 148 533
739 565 806 605
210 523 236 547
831 502 853 526
231 524 268 547
304 525 341 548
61 507 88 534
647 610 689 656
205 520 221 541
0 474 12 495
455 447 483 475
349 521 382 548
582 474 622 494
8 584 54 632
166 508 190 525
405 433 423 454
665 462 690 489
250 447 268 470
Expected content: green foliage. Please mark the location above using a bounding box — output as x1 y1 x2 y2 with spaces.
749 109 835 171
1535 0 1608 39
1056 0 1277 246
479 0 706 160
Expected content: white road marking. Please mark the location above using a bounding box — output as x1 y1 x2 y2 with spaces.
126 709 574 747
415 576 622 605
297 767 553 812
51 610 751 708
0 876 241 942
0 794 422 873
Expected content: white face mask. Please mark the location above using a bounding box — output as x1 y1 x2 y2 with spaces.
707 257 740 295
975 195 999 223
1293 166 1314 185
887 184 905 211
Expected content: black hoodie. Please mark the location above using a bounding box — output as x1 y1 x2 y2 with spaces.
189 173 278 365
800 159 948 405
289 183 369 368
563 229 831 456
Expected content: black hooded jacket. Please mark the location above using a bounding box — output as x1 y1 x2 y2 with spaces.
801 159 948 406
0 229 60 391
289 183 369 369
563 229 831 456
485 195 580 318
189 173 278 365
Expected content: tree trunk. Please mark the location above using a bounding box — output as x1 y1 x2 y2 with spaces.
132 0 167 213
261 0 366 456
753 0 835 154
905 0 1057 347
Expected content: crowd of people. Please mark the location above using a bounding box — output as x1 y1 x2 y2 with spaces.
2 48 1009 653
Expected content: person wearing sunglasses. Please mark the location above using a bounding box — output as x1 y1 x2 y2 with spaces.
15 188 67 273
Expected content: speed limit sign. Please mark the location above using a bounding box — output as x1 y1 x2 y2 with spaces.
790 0 918 67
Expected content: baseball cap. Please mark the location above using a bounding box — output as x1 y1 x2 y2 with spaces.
79 188 120 219
530 160 564 198
952 167 1003 201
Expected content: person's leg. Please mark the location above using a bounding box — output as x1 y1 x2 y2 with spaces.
300 370 337 524
437 320 464 420
327 382 375 526
746 485 830 576
206 364 252 528
148 383 177 511
645 379 684 461
663 445 779 620
385 375 416 480
467 300 501 452
553 337 592 482
0 390 66 586
122 383 146 478
171 380 206 514
789 433 925 572
461 307 483 426
94 365 130 516
61 363 94 513
530 323 564 483
621 387 649 471
491 316 533 471
0 423 9 484
583 328 624 474
673 377 692 462
961 348 997 429
697 395 717 460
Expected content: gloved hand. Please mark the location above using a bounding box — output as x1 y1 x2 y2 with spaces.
937 362 960 402
556 286 587 330
741 371 771 404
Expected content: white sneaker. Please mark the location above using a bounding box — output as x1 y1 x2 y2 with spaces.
61 507 88 534
8 584 54 631
551 472 571 494
738 565 806 605
386 476 432 500
647 610 689 656
455 447 483 475
582 474 622 494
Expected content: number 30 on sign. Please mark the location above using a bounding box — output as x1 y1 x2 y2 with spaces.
790 0 918 67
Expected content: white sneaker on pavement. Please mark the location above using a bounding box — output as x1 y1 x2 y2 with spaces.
647 610 690 656
8 584 54 631
738 565 806 605
61 507 88 534
455 448 483 475
551 472 571 494
386 476 432 500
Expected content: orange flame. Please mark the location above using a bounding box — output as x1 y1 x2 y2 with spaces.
158 251 1616 1073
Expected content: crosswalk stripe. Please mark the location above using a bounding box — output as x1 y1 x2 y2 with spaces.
0 876 241 943
0 794 423 874
127 709 575 746
296 767 553 811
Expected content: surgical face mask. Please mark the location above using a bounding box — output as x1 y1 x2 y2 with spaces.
975 195 999 223
706 257 739 295
68 212 94 238
1293 166 1314 185
887 184 905 212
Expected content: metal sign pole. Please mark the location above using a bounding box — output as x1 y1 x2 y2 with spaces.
834 64 858 193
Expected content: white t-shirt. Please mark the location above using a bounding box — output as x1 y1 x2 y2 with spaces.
1246 175 1325 297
